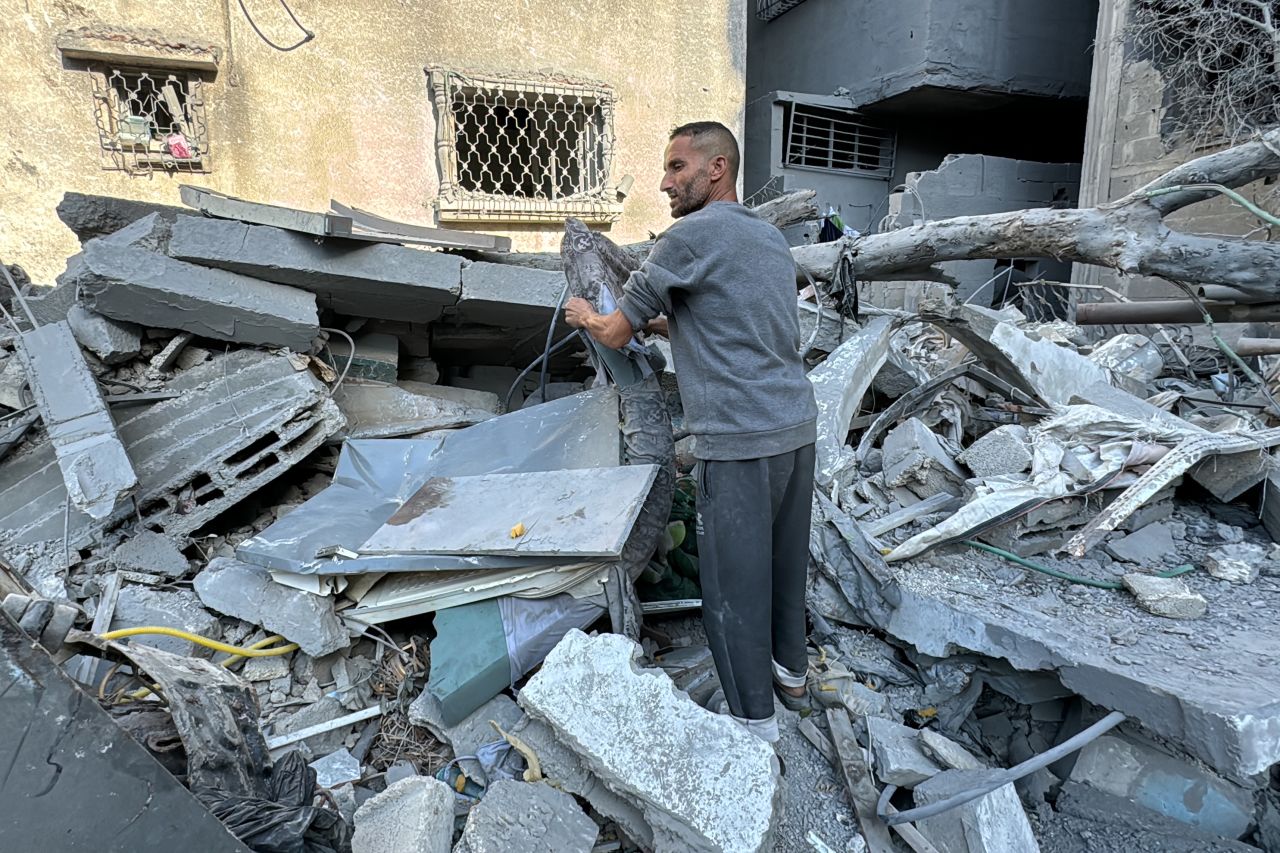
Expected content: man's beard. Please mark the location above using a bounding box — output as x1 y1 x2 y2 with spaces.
669 169 712 218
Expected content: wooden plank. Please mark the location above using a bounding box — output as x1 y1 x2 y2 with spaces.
179 185 352 238
359 465 659 558
330 199 513 252
825 708 896 853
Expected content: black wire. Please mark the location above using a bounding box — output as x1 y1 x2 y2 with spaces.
236 0 315 51
540 283 570 405
505 330 582 412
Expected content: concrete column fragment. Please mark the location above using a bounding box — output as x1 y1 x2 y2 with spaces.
518 630 781 853
168 215 461 322
73 240 319 349
15 320 137 519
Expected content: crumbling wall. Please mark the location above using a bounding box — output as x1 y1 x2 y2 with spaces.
0 0 747 283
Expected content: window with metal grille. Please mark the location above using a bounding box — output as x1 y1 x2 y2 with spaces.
757 0 809 21
90 67 209 174
782 103 894 177
427 67 621 224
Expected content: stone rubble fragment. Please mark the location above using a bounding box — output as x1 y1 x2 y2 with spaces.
866 716 941 787
1104 522 1177 564
66 304 143 364
454 779 599 853
109 586 221 657
309 747 362 789
1204 543 1265 584
883 417 967 499
108 530 189 578
1122 573 1208 619
957 425 1032 479
518 630 781 853
351 776 454 853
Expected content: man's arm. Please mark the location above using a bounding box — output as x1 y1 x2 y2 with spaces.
564 298 635 349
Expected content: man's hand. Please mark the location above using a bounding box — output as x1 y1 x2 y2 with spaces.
563 298 636 350
563 297 598 330
644 315 669 338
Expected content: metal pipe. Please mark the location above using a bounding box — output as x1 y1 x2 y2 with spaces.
1234 337 1280 356
1074 299 1280 325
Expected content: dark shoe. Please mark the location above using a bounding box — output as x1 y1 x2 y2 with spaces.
773 680 814 714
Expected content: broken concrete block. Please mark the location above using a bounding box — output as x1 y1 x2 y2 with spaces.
455 780 599 853
194 558 350 657
407 689 524 758
914 768 1041 853
0 356 27 410
324 332 399 383
168 215 460 322
867 717 942 787
454 262 567 327
400 356 440 384
74 240 319 349
1123 573 1207 619
242 654 291 682
1205 543 1266 584
519 630 781 853
109 586 220 657
309 748 362 789
56 191 185 243
15 321 137 520
66 304 142 365
1071 735 1254 839
351 776 454 853
0 350 343 555
332 381 496 440
883 417 967 499
1190 450 1274 503
109 531 189 578
957 425 1032 479
918 728 986 772
26 279 79 325
1104 522 1176 564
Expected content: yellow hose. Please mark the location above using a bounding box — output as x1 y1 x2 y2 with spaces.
113 633 297 702
99 626 300 657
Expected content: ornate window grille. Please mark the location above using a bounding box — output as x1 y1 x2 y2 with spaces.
782 103 894 177
756 0 809 21
90 66 210 174
427 67 621 224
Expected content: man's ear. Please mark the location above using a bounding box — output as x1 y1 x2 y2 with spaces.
708 154 728 181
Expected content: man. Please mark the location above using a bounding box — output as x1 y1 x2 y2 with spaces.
564 121 818 743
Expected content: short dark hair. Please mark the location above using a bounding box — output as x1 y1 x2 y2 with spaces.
670 121 740 181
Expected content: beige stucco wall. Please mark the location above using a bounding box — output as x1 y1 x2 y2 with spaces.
0 0 747 283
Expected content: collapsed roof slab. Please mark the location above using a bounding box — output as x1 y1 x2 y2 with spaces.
168 215 461 323
862 550 1280 785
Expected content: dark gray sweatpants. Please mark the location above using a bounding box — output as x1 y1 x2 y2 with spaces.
696 443 815 722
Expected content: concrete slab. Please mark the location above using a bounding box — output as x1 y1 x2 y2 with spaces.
1205 543 1269 584
194 558 350 656
1190 449 1274 503
168 215 460 322
915 768 1040 853
454 262 567 327
351 776 453 853
15 321 137 520
455 780 599 853
109 586 220 657
518 630 781 853
109 530 189 578
74 241 319 349
1105 523 1177 564
0 350 343 555
56 191 185 243
846 550 1280 783
66 304 142 364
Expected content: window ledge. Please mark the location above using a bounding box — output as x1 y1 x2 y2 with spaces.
58 26 221 73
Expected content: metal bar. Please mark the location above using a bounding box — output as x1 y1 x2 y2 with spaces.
1074 299 1280 325
265 705 384 750
1235 337 1280 356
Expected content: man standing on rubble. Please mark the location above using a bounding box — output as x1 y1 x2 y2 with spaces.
564 121 817 743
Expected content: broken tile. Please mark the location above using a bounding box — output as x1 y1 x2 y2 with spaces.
1070 735 1253 839
351 776 454 853
518 630 781 853
73 240 319 349
454 780 599 853
1104 523 1176 564
1123 573 1207 619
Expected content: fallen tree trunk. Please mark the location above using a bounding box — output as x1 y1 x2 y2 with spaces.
794 128 1280 294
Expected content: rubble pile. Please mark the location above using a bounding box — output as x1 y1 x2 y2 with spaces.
2 185 1280 853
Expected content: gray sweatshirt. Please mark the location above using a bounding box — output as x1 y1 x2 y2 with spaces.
617 201 817 461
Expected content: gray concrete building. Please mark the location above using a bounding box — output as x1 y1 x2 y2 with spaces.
745 0 1098 304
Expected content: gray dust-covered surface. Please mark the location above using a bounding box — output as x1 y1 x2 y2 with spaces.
773 706 865 852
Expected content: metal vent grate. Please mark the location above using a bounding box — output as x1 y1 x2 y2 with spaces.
428 67 621 224
91 67 210 174
756 0 809 21
783 103 895 177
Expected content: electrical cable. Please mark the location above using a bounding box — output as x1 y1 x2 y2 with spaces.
320 327 357 394
540 281 571 406
124 634 294 702
236 0 315 52
505 328 581 412
1168 280 1280 414
99 626 300 657
1144 182 1280 228
964 540 1195 589
876 711 1127 826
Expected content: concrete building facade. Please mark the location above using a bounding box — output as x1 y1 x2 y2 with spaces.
0 0 747 284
